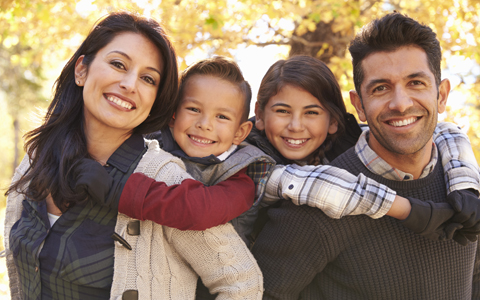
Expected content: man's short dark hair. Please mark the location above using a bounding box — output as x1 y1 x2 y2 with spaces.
349 12 442 98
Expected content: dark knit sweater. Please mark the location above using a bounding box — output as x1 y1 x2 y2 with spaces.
252 148 480 300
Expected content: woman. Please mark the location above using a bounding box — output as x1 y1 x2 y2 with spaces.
5 12 261 300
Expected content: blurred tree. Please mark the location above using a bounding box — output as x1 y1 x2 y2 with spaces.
1 0 480 170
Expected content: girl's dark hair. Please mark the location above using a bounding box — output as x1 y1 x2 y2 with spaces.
256 55 347 165
7 11 179 210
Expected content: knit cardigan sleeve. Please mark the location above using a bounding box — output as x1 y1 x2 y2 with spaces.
165 224 263 299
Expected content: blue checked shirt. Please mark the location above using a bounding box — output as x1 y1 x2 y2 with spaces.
265 122 480 219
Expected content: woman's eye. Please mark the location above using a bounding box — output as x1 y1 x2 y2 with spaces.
142 76 156 85
275 109 288 114
306 111 319 115
111 61 126 70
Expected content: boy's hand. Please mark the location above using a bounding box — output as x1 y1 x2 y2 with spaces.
401 197 454 241
73 158 119 208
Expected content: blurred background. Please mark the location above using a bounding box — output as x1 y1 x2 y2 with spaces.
1 0 480 297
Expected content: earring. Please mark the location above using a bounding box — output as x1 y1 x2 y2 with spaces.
77 80 80 84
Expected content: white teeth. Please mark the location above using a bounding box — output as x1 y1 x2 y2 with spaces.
389 117 417 127
190 136 214 144
286 138 307 145
106 95 133 110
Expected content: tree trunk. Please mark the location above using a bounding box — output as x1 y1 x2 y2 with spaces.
288 20 354 63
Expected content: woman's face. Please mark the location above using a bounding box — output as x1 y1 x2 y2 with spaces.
255 84 338 162
75 32 163 136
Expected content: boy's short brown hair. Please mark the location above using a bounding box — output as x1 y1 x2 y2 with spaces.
178 56 252 122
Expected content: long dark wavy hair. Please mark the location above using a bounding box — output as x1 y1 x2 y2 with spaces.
6 11 179 210
256 55 348 165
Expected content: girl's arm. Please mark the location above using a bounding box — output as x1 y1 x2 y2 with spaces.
434 122 480 194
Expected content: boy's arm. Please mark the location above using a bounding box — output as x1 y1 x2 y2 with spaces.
118 168 255 230
165 224 263 299
434 122 480 194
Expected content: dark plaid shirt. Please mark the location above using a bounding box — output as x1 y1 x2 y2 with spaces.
9 134 146 300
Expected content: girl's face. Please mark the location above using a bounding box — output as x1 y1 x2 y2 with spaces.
255 84 338 162
75 32 163 137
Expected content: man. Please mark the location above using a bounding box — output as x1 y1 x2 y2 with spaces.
251 13 480 299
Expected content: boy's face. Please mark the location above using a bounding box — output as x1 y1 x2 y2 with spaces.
170 75 252 158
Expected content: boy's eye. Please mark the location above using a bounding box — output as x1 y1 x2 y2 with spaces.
217 115 230 120
111 61 126 70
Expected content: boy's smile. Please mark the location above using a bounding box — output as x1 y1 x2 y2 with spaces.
170 75 250 158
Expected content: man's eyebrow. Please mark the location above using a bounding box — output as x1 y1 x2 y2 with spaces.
406 71 431 81
107 50 162 77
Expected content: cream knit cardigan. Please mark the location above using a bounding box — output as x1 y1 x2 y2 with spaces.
4 139 263 300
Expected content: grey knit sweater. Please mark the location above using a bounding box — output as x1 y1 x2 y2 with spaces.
252 148 480 300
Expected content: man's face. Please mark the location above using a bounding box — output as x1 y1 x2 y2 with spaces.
350 46 449 161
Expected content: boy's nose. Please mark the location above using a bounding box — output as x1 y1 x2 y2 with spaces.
196 116 213 131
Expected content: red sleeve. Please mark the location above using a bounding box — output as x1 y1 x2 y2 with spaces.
118 167 255 230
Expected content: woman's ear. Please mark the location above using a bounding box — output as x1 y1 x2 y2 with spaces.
74 55 87 86
254 102 265 131
232 120 253 145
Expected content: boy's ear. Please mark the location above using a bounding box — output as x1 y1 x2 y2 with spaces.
349 90 366 122
232 120 253 145
254 102 265 131
74 55 87 86
168 113 175 128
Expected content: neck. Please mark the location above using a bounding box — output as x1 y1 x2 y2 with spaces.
84 122 132 166
369 137 433 180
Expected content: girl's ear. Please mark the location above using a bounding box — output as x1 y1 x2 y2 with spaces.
328 118 338 135
74 55 87 86
254 102 265 131
232 120 253 145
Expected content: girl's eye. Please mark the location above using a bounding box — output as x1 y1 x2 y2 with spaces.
142 76 156 85
111 61 126 70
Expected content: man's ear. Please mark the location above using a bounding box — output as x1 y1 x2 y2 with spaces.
168 113 175 128
254 101 265 131
437 79 450 114
232 120 253 145
350 90 366 122
74 55 88 86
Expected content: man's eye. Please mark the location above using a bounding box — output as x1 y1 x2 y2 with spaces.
373 86 386 93
306 111 319 115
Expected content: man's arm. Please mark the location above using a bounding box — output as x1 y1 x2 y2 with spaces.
251 200 332 299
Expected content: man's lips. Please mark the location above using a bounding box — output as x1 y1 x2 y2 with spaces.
387 117 419 127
